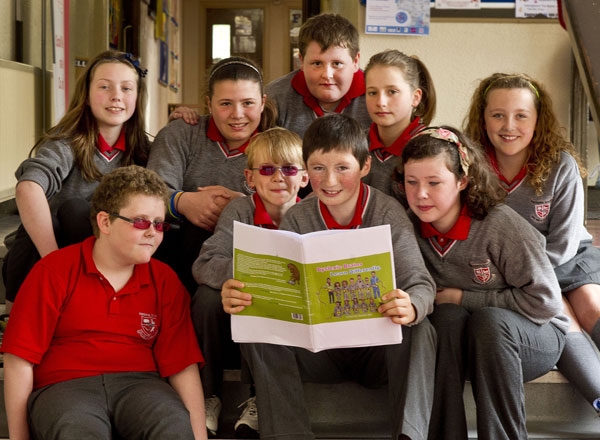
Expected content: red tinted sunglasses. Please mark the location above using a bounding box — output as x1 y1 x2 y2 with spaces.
252 165 304 176
107 212 171 232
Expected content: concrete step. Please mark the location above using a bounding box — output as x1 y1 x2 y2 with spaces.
213 370 600 439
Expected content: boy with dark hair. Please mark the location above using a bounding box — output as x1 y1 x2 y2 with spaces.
266 13 371 138
222 114 436 440
2 165 207 440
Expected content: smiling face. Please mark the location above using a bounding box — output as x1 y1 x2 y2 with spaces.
99 194 166 266
244 151 308 217
207 79 265 149
484 87 537 167
88 62 138 137
365 65 422 139
404 154 467 234
306 148 371 225
300 42 359 111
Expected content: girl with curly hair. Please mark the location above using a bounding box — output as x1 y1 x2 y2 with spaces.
396 126 568 439
465 73 600 413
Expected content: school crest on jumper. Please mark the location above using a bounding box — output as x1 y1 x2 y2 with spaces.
137 312 158 340
534 203 550 219
470 260 495 285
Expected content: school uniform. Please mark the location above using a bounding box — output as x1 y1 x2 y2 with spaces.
241 184 437 440
147 116 255 292
363 118 425 199
191 193 278 399
3 133 128 302
412 204 568 440
1 236 204 439
265 69 372 138
489 150 600 291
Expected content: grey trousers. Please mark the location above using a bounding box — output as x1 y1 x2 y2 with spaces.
27 372 194 440
241 318 436 440
191 284 240 398
427 305 565 440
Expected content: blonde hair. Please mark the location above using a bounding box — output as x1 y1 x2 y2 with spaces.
464 73 585 194
32 50 150 182
246 128 303 169
364 49 436 125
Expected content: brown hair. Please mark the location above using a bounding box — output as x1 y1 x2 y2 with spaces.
32 50 150 181
206 56 277 132
464 73 585 194
298 13 359 59
90 165 168 236
396 126 506 219
246 128 303 169
364 50 436 125
303 113 369 168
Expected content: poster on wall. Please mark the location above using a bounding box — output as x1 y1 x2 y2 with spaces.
159 40 168 85
515 0 557 18
436 0 480 8
365 0 430 36
52 0 69 124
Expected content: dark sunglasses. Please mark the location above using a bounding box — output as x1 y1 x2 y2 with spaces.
107 212 171 232
252 165 304 176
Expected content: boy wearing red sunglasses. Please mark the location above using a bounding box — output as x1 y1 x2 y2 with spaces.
2 165 207 439
191 127 308 437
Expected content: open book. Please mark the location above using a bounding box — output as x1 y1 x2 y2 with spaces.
231 221 403 352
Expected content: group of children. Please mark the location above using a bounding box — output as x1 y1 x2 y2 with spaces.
1 10 599 440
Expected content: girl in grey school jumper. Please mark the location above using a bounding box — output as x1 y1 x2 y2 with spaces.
2 50 150 314
397 127 568 440
362 50 435 199
147 57 277 292
466 73 600 412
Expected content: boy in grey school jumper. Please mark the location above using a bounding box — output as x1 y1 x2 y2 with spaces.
191 128 308 436
223 114 436 440
266 13 371 138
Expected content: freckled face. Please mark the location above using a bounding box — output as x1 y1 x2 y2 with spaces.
404 154 467 234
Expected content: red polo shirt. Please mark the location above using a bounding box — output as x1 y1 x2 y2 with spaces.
1 237 204 390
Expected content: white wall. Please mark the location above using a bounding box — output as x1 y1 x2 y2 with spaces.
358 17 573 133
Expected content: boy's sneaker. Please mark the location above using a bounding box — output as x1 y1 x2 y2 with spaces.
205 396 222 437
234 396 259 438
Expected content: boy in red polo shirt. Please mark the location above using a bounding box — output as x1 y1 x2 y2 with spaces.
191 127 308 437
222 114 437 440
266 13 371 139
2 165 207 440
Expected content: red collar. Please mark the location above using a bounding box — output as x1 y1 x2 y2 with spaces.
291 70 365 117
319 182 369 229
98 130 126 154
420 204 471 241
368 118 425 160
252 193 278 229
207 117 255 155
486 147 528 191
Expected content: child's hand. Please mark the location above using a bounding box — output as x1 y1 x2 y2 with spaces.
435 288 463 305
168 106 200 125
378 289 416 325
221 279 252 314
177 186 233 230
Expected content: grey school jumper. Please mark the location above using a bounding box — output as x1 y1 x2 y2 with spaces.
147 117 253 197
504 151 591 267
241 186 437 440
413 205 568 440
192 195 255 289
266 70 372 138
16 139 126 214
